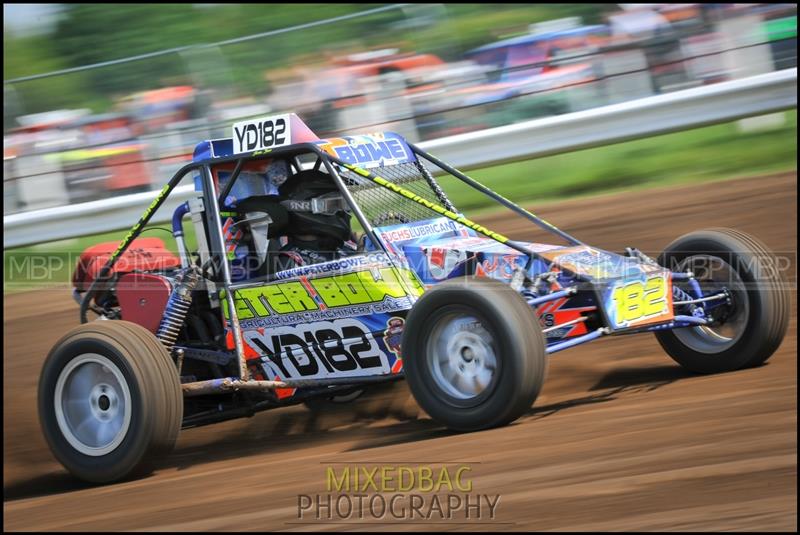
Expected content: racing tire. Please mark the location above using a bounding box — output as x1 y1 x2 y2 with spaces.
38 320 183 483
655 228 790 374
402 277 547 432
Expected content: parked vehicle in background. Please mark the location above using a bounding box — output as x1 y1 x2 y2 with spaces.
762 9 797 70
399 60 493 140
266 49 446 138
453 21 608 129
327 47 446 79
53 113 152 204
118 85 201 136
609 6 699 93
4 110 90 212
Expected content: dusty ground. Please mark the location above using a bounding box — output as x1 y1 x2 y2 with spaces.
3 172 797 531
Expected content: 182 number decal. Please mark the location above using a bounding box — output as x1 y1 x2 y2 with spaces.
612 275 669 325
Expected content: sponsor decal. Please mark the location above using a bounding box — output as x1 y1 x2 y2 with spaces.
378 219 459 243
223 266 424 326
111 184 170 261
423 246 469 281
540 246 627 279
383 317 405 373
315 132 415 168
232 114 291 153
243 319 390 379
537 295 595 339
475 253 524 280
273 253 391 280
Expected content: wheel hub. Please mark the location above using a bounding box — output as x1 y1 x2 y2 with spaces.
428 314 498 401
89 383 120 421
673 255 749 353
54 354 132 456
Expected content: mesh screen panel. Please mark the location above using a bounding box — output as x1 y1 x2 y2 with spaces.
334 157 457 227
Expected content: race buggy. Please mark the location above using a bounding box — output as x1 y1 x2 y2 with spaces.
39 114 790 483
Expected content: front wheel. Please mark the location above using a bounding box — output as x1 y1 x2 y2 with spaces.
655 228 790 374
402 277 547 432
38 321 183 483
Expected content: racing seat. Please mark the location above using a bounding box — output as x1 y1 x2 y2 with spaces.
229 195 290 280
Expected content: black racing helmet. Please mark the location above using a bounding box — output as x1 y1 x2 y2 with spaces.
279 169 352 248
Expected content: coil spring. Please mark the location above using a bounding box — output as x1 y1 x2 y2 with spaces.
673 284 695 303
157 267 201 350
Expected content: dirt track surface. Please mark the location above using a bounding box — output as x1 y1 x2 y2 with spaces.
4 172 797 531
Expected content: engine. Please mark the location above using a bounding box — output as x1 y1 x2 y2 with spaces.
72 238 178 319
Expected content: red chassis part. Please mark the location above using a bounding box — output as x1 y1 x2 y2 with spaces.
72 237 180 292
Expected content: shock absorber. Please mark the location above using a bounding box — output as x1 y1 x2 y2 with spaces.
157 266 202 350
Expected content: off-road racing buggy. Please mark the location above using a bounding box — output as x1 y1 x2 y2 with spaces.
39 114 790 483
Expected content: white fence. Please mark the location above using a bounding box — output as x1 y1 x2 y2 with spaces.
3 68 797 248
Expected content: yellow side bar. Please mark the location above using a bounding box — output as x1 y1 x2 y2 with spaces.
342 163 511 245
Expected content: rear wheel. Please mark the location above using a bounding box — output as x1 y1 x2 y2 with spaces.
403 277 547 431
38 321 183 483
655 228 790 373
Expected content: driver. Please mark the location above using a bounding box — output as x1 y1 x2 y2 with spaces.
217 159 290 281
270 169 356 272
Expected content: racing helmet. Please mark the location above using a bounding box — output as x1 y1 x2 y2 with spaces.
278 169 352 248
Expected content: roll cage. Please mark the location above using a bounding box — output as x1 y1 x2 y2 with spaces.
80 140 587 321
81 136 723 399
77 139 587 387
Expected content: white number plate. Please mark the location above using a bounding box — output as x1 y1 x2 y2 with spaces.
232 114 291 153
